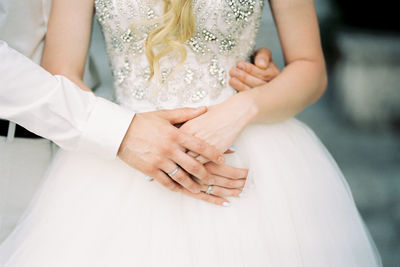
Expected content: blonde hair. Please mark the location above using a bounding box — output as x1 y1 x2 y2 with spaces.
131 0 195 83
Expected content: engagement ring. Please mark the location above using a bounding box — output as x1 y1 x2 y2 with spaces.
206 185 214 195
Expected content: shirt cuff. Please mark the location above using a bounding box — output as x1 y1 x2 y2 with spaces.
79 97 135 159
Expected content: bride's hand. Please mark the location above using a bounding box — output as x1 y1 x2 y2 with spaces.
148 161 248 206
180 93 257 154
191 161 248 198
179 93 257 196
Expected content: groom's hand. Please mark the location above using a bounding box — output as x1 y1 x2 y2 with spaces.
229 47 280 91
117 107 224 194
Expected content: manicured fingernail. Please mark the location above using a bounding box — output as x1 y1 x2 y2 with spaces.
238 192 244 198
223 202 231 207
256 58 267 68
237 63 246 70
145 176 153 182
229 145 237 152
217 156 224 163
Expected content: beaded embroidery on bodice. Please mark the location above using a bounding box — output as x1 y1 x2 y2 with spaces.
95 0 263 112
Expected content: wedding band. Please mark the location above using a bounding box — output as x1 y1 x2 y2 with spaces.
206 185 214 195
167 166 179 177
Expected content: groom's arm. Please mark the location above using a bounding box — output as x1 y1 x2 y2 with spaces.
0 40 134 159
0 40 228 202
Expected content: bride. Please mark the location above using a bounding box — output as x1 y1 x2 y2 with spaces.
0 0 382 266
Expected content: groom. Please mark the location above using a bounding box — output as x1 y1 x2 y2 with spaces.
0 0 279 240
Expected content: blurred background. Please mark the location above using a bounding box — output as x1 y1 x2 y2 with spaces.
88 0 399 265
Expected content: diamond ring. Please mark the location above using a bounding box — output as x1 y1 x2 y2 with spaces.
167 166 179 177
206 185 214 195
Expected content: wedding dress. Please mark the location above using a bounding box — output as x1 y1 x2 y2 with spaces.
0 0 382 266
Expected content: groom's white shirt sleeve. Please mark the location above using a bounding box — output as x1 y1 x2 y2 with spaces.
0 40 135 159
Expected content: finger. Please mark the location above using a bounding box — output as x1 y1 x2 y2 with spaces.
159 106 207 124
253 47 272 69
186 152 210 165
161 162 201 193
204 162 248 179
152 170 181 192
230 68 267 88
181 188 230 207
188 151 221 164
202 175 246 189
229 77 250 92
200 184 242 198
186 151 210 165
177 132 224 165
268 61 281 80
186 150 199 158
170 150 214 184
237 61 280 83
236 61 270 81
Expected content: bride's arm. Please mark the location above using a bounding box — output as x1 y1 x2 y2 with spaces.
241 0 327 123
41 0 94 92
180 0 327 156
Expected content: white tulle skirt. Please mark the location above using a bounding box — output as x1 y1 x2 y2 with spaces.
0 118 382 267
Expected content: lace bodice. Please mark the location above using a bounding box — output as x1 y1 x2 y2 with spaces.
95 0 263 112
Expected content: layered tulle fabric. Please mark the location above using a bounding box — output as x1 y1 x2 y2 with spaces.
0 118 382 266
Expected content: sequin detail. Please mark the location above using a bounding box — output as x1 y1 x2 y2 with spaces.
209 56 226 87
226 0 256 22
113 60 131 85
94 0 263 109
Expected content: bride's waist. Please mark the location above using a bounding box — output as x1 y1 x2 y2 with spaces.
116 85 236 113
111 53 240 112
